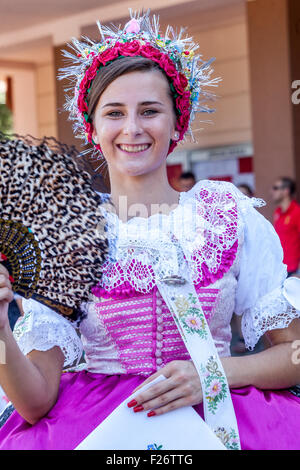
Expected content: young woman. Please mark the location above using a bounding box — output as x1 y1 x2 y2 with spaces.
0 12 300 450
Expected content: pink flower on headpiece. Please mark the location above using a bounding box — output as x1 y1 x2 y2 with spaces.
176 91 190 115
140 44 162 62
119 40 141 56
85 122 93 134
158 55 178 79
99 46 120 64
78 94 88 113
88 58 102 78
173 72 188 95
178 111 190 134
125 18 140 34
79 74 90 92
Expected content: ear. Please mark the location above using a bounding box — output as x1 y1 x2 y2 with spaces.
92 130 99 144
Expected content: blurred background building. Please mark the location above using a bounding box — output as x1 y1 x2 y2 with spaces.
0 0 299 220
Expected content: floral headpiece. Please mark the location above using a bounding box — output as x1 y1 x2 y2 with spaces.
60 10 220 158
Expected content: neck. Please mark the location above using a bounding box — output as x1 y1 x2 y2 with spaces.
109 167 180 222
279 197 292 212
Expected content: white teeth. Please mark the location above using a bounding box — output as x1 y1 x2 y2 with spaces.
119 144 150 153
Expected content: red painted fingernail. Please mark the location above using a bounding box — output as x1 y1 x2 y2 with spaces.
133 405 144 413
0 253 7 261
9 275 15 284
127 399 138 408
147 411 156 417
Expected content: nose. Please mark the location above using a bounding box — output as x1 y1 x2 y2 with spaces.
122 112 143 137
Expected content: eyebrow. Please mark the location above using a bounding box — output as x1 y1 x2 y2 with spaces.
101 101 163 109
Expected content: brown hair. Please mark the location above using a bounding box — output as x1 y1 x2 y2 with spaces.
87 56 177 123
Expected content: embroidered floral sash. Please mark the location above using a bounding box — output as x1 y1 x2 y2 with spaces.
156 263 241 450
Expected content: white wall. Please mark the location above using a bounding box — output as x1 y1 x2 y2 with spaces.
181 21 252 150
0 40 58 139
36 60 58 139
0 66 38 136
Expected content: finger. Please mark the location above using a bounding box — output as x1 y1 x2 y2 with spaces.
0 287 14 303
131 362 178 395
0 264 10 279
131 371 163 395
137 386 186 412
129 361 195 405
0 274 12 290
130 377 178 409
147 397 193 417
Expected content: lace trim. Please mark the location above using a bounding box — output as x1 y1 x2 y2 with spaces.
95 180 262 295
13 300 83 368
241 287 300 350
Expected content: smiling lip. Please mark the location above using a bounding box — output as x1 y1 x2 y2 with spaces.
117 143 151 153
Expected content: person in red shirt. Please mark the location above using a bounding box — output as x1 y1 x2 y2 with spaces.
272 177 300 276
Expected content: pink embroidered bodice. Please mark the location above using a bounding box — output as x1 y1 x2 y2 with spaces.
80 254 240 376
80 277 237 376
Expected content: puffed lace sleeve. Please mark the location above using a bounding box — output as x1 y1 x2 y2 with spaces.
13 298 83 368
235 197 300 350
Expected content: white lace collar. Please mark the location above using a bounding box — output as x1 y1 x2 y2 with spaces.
98 180 264 293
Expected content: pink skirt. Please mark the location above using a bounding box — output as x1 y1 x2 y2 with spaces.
0 370 299 450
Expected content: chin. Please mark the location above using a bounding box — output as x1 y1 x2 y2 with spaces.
116 160 161 177
122 167 150 177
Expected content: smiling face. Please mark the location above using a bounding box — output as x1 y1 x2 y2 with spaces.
92 70 177 178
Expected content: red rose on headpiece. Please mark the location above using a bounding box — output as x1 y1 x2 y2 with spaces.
119 40 141 57
85 122 93 134
140 44 162 62
99 46 120 64
158 55 178 79
79 73 90 92
177 113 189 136
176 91 191 115
88 58 101 79
173 73 188 95
176 92 191 137
78 94 88 113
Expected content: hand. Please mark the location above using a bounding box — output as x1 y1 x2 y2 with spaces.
127 360 202 417
0 262 14 330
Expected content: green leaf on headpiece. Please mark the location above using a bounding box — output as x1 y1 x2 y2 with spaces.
169 84 178 99
83 112 89 123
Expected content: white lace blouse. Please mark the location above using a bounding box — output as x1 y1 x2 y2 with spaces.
12 180 300 371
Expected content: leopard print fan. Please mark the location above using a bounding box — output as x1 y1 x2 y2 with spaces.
0 134 114 322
